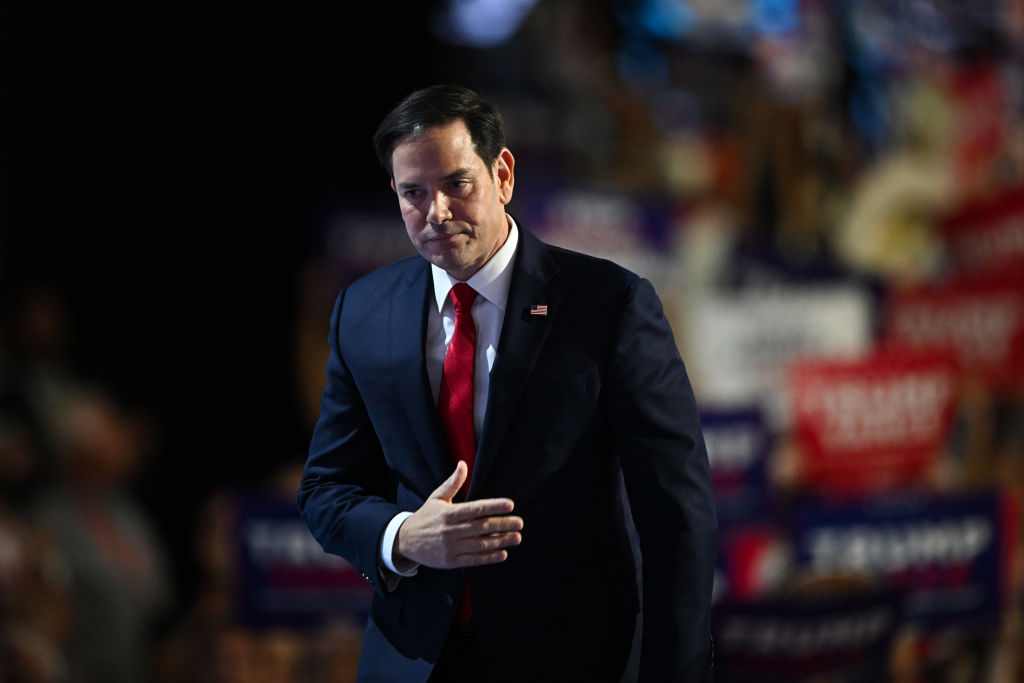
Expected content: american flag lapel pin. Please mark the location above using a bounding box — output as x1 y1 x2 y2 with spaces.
529 304 548 316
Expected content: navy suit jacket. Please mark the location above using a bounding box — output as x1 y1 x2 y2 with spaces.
298 225 717 682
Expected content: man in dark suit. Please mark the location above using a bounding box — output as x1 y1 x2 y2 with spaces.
298 84 716 682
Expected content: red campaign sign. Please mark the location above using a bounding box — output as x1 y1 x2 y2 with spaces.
941 185 1024 276
883 271 1024 390
789 350 960 495
717 524 788 602
948 61 1010 192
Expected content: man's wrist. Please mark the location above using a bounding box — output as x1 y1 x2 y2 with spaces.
381 511 419 576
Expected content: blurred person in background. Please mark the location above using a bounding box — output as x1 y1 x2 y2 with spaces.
150 489 237 683
0 282 76 681
32 386 172 683
298 84 716 682
0 498 72 682
0 283 80 478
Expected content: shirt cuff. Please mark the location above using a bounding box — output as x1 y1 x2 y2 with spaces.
380 511 419 576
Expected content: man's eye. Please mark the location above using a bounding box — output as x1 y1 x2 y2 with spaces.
403 189 423 200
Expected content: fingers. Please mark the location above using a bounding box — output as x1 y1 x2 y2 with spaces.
453 513 524 537
430 461 469 502
428 463 518 521
458 549 511 566
445 498 517 525
453 530 523 566
466 530 523 553
402 471 524 568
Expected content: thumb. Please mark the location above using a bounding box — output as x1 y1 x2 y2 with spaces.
430 461 468 502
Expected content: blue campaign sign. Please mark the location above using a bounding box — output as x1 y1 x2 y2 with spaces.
712 589 902 682
232 493 372 629
702 407 772 525
790 489 1013 635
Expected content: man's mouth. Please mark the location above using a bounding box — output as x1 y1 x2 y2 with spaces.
427 232 463 243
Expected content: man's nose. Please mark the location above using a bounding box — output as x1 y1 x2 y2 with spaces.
426 192 452 224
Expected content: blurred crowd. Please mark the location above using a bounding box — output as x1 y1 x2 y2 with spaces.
5 0 1024 681
0 282 365 680
0 282 169 681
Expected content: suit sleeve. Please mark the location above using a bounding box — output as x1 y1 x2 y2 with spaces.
297 289 403 592
608 277 717 681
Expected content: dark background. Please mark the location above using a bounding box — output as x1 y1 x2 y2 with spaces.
3 2 459 594
3 0 1014 587
5 7 1024 680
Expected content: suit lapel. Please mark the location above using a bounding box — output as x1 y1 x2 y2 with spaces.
392 263 453 488
470 228 563 497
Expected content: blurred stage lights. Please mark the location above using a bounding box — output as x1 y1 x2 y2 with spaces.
431 0 541 48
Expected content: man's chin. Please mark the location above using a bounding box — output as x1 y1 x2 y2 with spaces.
430 256 481 281
421 246 466 270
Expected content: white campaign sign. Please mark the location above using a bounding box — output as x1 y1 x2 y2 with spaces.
684 285 873 427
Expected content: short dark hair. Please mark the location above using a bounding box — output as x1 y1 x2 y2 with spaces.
372 84 506 178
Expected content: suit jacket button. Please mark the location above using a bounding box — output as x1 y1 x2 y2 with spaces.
444 593 454 608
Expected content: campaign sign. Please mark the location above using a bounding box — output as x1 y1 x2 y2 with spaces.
883 271 1024 390
716 524 790 602
703 408 771 525
233 493 372 629
948 61 1011 193
686 285 873 427
526 186 674 286
791 490 1016 635
712 590 901 682
789 349 960 495
941 184 1024 276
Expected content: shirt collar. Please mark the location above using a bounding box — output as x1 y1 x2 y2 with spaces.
431 215 519 313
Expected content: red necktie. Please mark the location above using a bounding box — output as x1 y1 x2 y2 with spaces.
439 283 479 496
438 282 478 625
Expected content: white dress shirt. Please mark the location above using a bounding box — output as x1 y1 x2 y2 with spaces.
379 217 520 579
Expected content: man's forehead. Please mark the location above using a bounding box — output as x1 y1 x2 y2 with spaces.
393 120 470 153
391 124 488 182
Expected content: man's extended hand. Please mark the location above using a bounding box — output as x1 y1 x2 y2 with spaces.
394 461 523 570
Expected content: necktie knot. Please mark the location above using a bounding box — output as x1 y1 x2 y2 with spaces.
449 283 478 313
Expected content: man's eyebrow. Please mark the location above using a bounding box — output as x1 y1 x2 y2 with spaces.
397 168 474 191
441 167 473 181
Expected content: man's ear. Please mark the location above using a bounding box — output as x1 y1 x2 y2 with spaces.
494 148 515 205
390 178 398 193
